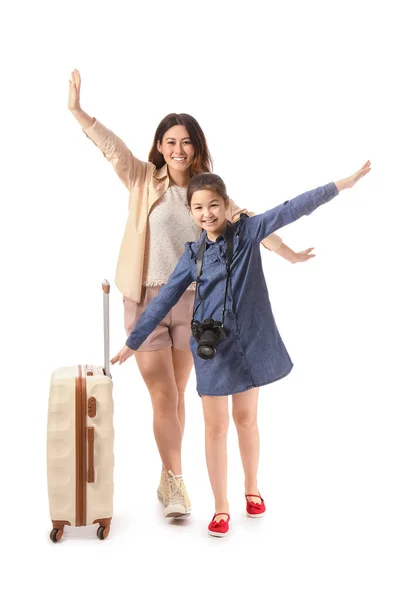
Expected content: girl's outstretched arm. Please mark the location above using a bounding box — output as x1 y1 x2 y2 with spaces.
227 198 283 252
228 198 316 263
245 161 371 244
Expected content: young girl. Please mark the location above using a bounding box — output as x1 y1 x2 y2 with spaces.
111 161 371 536
68 69 316 518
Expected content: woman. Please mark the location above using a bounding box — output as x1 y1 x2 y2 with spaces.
68 69 316 519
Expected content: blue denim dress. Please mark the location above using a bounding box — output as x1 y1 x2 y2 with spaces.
126 183 339 396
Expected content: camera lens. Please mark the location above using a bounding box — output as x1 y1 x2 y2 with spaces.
197 329 218 359
197 344 216 359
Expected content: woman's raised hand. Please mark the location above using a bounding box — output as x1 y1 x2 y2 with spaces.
68 70 95 129
68 69 81 112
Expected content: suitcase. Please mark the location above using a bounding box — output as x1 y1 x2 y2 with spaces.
47 280 114 542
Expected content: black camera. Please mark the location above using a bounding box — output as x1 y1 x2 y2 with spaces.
191 318 228 360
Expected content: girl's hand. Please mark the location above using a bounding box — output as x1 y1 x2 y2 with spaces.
68 69 81 112
335 160 371 192
111 345 134 365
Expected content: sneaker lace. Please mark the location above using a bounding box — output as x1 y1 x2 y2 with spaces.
167 471 185 505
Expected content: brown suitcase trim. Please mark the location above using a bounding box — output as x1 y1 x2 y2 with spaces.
93 517 112 538
87 427 95 483
75 366 87 526
52 520 71 541
87 396 96 418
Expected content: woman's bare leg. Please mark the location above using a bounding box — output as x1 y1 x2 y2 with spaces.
135 348 183 473
171 347 194 437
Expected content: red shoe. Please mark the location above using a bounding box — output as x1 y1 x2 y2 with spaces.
208 513 230 537
245 494 266 518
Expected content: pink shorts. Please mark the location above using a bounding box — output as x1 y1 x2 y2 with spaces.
123 286 195 352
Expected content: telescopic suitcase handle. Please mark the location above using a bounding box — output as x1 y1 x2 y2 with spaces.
102 280 111 378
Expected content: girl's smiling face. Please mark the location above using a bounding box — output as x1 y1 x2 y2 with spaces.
190 189 229 241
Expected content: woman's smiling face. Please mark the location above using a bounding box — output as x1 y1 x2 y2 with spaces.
157 125 195 174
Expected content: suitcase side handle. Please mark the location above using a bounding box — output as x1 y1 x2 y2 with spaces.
87 427 95 483
102 280 111 378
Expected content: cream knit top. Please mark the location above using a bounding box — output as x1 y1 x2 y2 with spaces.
142 184 201 288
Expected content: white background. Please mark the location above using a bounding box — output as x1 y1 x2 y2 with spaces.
1 0 407 598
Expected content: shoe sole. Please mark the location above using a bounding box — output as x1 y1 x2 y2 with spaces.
246 512 265 518
164 503 191 518
208 530 229 537
158 492 191 517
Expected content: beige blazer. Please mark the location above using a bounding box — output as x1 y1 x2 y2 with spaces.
84 120 283 302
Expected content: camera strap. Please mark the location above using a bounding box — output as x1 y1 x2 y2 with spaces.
192 223 234 324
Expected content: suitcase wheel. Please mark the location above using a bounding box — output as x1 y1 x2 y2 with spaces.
50 528 63 543
97 525 108 540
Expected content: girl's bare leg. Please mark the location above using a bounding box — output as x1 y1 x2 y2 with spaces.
232 387 262 503
201 395 230 519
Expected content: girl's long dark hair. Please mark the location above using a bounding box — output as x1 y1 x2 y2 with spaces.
148 113 213 175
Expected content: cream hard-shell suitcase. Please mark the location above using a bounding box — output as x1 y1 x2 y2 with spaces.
47 281 114 542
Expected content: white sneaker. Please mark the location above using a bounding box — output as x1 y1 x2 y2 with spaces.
157 466 169 504
163 470 191 518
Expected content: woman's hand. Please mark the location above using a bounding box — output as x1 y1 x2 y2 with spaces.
290 247 316 263
68 69 95 128
68 69 82 112
335 160 371 192
111 345 135 365
274 243 316 263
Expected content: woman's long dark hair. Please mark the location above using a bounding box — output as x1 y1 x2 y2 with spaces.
148 113 213 176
